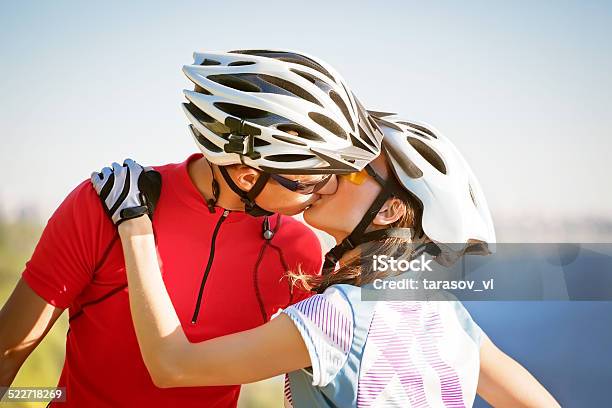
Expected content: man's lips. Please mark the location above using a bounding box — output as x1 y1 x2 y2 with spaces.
306 193 330 209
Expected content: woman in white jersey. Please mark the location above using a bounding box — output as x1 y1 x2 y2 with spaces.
92 114 559 407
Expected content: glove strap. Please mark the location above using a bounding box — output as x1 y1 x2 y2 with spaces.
118 205 149 224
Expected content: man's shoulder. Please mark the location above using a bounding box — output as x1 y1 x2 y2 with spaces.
149 153 201 176
149 160 183 175
55 154 193 224
61 178 104 214
68 156 191 203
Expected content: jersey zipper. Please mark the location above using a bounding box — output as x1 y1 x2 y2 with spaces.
191 209 230 324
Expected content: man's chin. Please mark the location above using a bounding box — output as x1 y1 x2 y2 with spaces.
271 205 305 216
273 202 315 216
267 195 322 216
275 208 300 216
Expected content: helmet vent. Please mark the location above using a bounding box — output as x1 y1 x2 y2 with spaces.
208 75 261 93
329 90 354 131
258 74 322 107
253 138 271 147
214 102 269 119
228 61 255 66
190 125 223 153
400 121 438 139
290 68 333 95
265 154 316 162
359 124 377 149
397 155 424 179
341 82 355 111
469 183 478 207
194 85 212 95
278 56 334 82
407 137 447 174
200 59 221 66
308 112 347 140
229 50 335 81
272 134 308 146
276 123 325 142
367 115 381 133
184 102 233 138
350 134 371 152
184 102 215 123
290 68 317 84
229 49 273 55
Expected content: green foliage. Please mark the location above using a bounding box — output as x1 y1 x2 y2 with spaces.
0 219 68 407
0 218 284 407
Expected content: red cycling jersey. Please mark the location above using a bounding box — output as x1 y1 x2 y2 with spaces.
22 153 322 407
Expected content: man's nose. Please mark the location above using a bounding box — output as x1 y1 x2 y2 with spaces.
316 175 338 195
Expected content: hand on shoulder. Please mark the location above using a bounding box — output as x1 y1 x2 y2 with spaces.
90 158 162 226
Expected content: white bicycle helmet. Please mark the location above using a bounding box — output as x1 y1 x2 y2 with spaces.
324 112 495 269
376 113 496 258
182 49 382 175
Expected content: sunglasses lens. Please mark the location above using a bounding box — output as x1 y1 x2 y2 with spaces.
343 169 368 185
295 175 332 194
272 174 334 195
312 175 333 193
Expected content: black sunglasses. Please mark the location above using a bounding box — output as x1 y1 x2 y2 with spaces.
269 174 333 195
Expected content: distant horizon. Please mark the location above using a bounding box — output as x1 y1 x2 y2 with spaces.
2 201 612 244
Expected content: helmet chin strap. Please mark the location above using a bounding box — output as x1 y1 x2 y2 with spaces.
207 163 274 240
323 165 431 271
218 166 274 217
205 159 220 214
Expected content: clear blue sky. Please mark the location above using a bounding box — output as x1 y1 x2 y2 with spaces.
1 1 611 219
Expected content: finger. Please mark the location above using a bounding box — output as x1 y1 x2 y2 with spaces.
90 171 103 193
91 166 113 192
107 163 127 211
125 159 145 177
100 166 113 179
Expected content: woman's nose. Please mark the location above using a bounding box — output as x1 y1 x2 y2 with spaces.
316 175 338 195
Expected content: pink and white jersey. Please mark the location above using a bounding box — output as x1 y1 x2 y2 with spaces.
282 286 485 407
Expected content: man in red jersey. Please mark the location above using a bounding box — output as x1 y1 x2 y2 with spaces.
0 50 382 407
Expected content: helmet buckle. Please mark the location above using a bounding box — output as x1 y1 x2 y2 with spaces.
223 118 262 160
224 134 261 160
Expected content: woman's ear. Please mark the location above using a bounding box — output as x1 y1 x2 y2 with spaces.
232 165 260 191
373 197 406 226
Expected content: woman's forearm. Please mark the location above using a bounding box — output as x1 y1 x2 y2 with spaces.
477 336 560 407
93 164 311 388
117 217 311 387
118 217 188 384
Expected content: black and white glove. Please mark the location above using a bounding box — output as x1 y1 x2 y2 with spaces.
91 159 162 225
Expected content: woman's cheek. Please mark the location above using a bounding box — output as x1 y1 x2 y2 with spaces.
305 201 332 227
